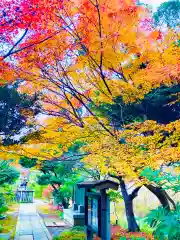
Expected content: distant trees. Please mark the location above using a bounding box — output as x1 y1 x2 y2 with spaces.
0 84 40 145
19 142 84 208
0 160 19 218
38 161 80 208
0 160 19 185
19 156 37 168
153 1 180 28
94 84 180 127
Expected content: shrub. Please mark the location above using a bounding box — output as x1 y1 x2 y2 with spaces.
2 185 16 205
19 156 37 168
29 183 47 198
145 203 180 240
0 160 19 185
0 193 8 218
0 224 3 233
53 228 86 240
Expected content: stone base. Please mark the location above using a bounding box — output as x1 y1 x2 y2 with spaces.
64 209 85 226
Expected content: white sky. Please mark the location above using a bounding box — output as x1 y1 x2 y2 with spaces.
141 0 168 11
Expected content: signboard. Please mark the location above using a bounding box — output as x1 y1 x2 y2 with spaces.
77 180 119 240
85 192 101 236
88 197 98 230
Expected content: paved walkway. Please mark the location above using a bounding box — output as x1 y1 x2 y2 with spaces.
14 203 52 240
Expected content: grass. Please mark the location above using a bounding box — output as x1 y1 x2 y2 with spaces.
137 219 154 235
7 203 19 213
0 214 18 239
0 203 19 239
53 227 86 240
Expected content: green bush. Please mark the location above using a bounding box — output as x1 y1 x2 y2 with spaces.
0 193 8 218
145 203 180 240
0 224 3 233
19 156 37 168
53 228 86 240
2 185 16 204
31 184 46 198
136 217 154 235
0 160 19 185
0 205 8 215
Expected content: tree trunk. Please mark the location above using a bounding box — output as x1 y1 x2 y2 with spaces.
124 198 140 232
145 184 171 211
109 174 175 232
119 179 140 232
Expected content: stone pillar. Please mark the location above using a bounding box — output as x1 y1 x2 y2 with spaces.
78 205 85 213
73 203 78 211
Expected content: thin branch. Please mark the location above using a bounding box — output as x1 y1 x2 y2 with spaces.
95 0 112 95
3 31 60 60
3 28 29 59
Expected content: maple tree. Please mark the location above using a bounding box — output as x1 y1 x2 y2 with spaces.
0 0 179 232
0 0 64 84
0 0 61 57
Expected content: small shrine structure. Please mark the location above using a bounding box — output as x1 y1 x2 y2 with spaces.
77 180 119 240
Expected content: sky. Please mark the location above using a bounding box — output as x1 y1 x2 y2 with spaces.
141 0 167 11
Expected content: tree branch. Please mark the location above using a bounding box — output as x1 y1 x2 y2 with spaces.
3 28 29 59
129 186 141 200
3 31 60 59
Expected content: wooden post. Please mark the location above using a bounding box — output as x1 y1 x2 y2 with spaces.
72 186 75 204
86 228 93 240
100 189 111 240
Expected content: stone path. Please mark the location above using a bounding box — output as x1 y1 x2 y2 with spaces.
14 203 52 240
